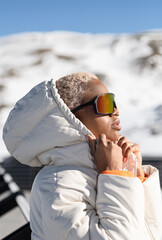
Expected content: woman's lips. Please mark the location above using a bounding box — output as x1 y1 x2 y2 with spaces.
111 118 122 131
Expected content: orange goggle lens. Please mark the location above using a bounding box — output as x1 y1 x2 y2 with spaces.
96 93 116 114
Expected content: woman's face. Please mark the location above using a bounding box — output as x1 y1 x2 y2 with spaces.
75 79 121 141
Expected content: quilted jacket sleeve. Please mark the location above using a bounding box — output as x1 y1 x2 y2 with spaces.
30 166 161 240
93 174 148 239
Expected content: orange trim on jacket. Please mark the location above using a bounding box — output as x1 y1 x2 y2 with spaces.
101 170 149 183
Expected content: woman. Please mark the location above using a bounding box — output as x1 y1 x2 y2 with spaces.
3 72 162 239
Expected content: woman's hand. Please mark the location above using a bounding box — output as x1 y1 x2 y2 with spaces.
117 136 144 178
87 134 123 173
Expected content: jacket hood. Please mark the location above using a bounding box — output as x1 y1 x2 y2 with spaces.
3 80 94 167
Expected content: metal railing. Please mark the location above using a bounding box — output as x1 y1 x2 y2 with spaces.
0 166 31 240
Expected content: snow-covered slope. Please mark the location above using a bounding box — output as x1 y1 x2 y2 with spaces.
0 31 162 159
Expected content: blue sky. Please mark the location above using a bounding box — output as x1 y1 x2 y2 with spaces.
0 0 162 37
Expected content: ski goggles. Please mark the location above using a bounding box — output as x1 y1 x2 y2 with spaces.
72 93 117 115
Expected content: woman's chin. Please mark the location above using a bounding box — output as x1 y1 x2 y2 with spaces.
107 132 119 142
95 131 120 142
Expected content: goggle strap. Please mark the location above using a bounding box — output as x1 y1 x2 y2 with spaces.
72 98 95 113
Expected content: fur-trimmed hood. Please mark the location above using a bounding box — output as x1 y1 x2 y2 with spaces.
3 80 95 167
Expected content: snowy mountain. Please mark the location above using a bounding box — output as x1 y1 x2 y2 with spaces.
0 31 162 159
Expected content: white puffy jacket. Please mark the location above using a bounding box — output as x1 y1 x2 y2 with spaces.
3 80 162 240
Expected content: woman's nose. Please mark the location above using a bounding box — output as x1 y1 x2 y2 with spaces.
112 108 119 116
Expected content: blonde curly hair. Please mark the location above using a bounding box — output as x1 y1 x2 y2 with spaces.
56 72 98 110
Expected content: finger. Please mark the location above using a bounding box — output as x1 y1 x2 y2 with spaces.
130 143 140 153
118 136 130 147
123 143 140 157
118 135 124 140
98 134 107 147
121 142 129 157
119 142 133 160
121 142 133 157
125 146 132 160
88 138 96 156
117 136 126 147
118 135 129 141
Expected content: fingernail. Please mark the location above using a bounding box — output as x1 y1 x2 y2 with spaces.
123 157 127 162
